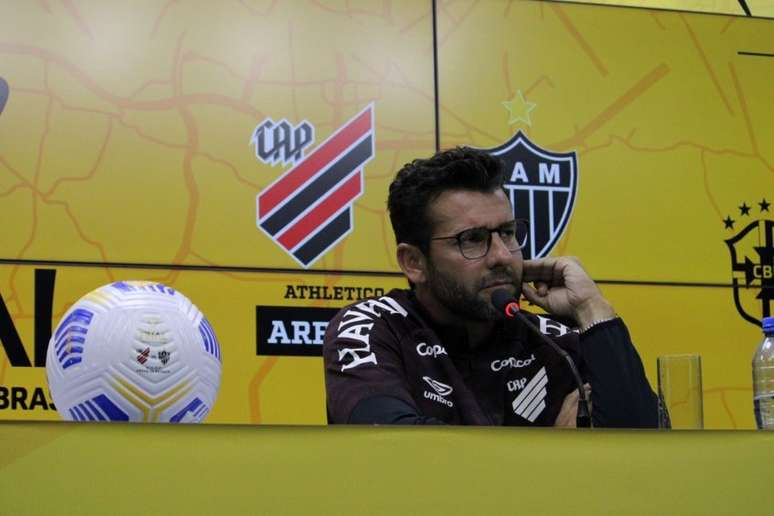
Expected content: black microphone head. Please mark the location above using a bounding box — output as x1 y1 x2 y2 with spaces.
491 288 516 315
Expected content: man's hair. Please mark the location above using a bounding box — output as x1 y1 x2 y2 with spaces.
387 146 505 251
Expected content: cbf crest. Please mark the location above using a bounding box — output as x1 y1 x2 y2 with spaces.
482 131 578 259
724 199 773 327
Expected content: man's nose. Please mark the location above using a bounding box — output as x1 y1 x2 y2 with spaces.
487 232 516 265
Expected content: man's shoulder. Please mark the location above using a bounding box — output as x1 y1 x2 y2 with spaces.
326 289 416 338
323 289 420 372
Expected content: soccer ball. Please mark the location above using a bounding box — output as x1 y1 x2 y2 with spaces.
46 281 222 423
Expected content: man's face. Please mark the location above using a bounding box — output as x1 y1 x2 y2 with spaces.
420 189 523 322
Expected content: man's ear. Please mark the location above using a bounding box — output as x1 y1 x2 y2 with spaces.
396 243 427 285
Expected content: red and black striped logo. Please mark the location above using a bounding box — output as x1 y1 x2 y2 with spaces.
257 104 374 267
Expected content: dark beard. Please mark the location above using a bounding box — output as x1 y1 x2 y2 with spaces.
425 263 511 322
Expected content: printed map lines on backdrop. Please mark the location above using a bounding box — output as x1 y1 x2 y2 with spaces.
436 0 480 48
398 8 431 35
307 1 391 18
166 32 198 281
50 0 94 39
578 128 770 223
5 65 53 303
727 61 760 156
240 53 271 105
706 387 754 429
0 23 424 276
681 15 735 116
0 43 266 117
196 151 263 190
0 39 190 288
249 356 278 424
501 50 556 101
150 0 182 37
701 151 725 224
41 118 113 198
233 0 281 18
648 11 668 30
549 3 609 77
0 156 33 193
551 63 670 150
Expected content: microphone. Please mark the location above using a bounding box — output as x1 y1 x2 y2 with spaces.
491 289 592 428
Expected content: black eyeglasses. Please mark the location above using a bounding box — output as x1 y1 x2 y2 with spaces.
429 219 529 260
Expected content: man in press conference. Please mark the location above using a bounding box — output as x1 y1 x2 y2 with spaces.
323 147 658 427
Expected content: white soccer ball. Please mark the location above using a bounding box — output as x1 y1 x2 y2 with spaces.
46 281 222 423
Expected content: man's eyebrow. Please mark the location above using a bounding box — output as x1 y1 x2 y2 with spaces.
459 220 516 233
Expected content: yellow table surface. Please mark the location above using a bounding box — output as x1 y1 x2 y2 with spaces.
1 421 773 515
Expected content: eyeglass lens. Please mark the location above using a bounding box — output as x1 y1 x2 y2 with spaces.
458 220 527 259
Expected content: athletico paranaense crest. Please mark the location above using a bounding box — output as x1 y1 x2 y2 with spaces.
255 104 374 267
482 131 578 259
724 199 773 327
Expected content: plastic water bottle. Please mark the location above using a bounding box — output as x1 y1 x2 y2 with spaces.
753 316 774 429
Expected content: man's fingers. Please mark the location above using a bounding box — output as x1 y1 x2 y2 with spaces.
522 258 558 282
521 283 546 308
522 257 571 285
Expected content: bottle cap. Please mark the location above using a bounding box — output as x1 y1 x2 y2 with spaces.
764 316 774 334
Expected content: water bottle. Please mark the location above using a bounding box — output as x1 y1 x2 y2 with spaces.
753 316 774 429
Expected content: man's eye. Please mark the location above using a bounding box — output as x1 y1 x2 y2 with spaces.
461 229 488 244
500 228 516 238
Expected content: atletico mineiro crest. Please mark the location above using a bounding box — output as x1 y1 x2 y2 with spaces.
255 104 375 268
482 131 578 259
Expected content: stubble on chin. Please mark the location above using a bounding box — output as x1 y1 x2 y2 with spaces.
428 268 503 322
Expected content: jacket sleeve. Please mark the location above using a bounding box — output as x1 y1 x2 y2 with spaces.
323 305 421 424
579 318 659 428
348 396 447 425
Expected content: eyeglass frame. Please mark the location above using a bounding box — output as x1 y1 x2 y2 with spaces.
428 219 529 260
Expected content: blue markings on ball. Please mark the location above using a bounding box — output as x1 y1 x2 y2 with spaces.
54 308 94 370
154 284 175 295
92 394 129 421
170 397 209 423
110 281 175 295
69 406 85 421
68 398 111 422
54 308 93 339
198 317 221 361
69 395 125 421
84 400 106 421
110 281 135 292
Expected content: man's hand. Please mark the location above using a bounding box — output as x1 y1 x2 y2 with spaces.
521 256 615 329
554 383 591 428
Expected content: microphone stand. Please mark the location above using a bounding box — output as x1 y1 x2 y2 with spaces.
493 290 592 429
512 310 592 428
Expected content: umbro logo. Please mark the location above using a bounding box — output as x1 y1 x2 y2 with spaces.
422 376 452 396
422 376 453 408
512 367 547 422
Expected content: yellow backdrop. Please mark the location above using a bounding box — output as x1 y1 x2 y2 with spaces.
0 1 772 428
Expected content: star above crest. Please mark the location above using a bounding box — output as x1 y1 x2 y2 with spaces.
724 199 772 230
502 90 536 127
